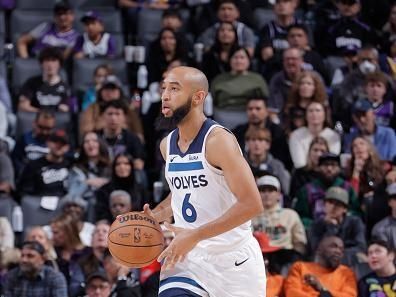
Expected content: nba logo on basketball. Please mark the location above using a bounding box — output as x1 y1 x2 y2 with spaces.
134 228 141 243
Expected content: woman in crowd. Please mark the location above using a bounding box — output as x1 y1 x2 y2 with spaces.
78 220 110 277
95 153 145 222
283 71 331 134
288 101 340 169
201 21 239 83
147 27 188 84
51 213 89 297
346 136 387 202
82 64 113 111
67 132 111 221
289 136 330 200
211 46 269 110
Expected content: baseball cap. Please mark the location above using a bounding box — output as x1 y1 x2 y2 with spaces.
352 98 373 114
22 241 45 255
53 1 72 14
386 183 396 198
318 153 340 166
324 186 349 206
47 129 69 145
86 271 110 284
256 175 281 191
80 10 102 23
59 194 88 211
253 231 281 253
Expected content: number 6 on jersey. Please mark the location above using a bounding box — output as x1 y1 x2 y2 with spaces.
182 193 197 222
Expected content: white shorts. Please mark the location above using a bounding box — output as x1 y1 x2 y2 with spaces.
158 236 266 297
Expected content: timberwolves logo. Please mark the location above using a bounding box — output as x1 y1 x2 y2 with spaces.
134 228 141 243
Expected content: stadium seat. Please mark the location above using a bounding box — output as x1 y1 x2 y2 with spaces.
72 0 116 9
12 58 41 94
16 111 72 138
213 108 247 130
137 9 163 46
0 195 17 225
21 195 59 229
72 58 127 93
0 58 6 81
0 11 5 35
75 9 122 34
16 0 56 10
10 9 53 43
253 8 275 31
113 33 125 57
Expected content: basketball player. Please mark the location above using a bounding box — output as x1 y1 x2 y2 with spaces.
144 66 266 297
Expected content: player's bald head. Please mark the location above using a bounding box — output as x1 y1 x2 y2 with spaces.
166 66 209 94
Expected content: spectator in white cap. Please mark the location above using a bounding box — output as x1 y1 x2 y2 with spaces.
371 183 396 250
252 174 307 271
309 186 366 267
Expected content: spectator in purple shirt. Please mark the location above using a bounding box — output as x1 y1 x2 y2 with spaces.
17 2 79 58
68 11 116 59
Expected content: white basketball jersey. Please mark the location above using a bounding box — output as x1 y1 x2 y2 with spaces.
165 119 252 251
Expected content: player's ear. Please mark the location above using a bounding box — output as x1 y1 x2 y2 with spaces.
193 90 206 105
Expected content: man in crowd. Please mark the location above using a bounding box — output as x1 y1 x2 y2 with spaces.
358 238 396 296
294 153 359 227
287 24 329 84
309 186 366 266
371 183 396 250
252 175 306 271
268 47 305 120
343 98 396 161
85 271 112 297
232 97 292 169
12 109 56 176
284 236 357 296
17 1 79 58
3 241 67 297
258 0 300 79
109 190 133 221
18 47 71 112
97 99 144 169
17 129 70 197
198 0 255 56
244 128 290 194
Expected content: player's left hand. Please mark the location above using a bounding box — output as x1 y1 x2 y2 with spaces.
157 222 200 270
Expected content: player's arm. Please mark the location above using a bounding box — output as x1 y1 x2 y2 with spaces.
195 128 263 240
144 136 174 223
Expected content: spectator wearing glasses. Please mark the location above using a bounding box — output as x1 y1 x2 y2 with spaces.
17 1 79 58
12 110 56 176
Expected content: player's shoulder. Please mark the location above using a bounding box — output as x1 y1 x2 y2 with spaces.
159 136 168 159
206 125 236 146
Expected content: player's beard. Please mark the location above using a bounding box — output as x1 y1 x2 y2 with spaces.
156 96 192 131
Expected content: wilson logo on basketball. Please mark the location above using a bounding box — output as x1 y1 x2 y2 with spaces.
134 228 141 243
118 213 156 225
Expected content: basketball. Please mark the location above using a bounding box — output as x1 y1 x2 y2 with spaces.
108 212 165 268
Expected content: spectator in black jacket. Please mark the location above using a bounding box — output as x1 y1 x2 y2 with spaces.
17 129 70 197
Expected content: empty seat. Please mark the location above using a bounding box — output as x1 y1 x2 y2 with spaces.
75 9 122 34
0 195 17 225
21 195 59 229
0 11 5 35
12 58 41 94
72 58 127 93
10 9 53 43
72 0 116 9
137 9 163 46
253 8 275 31
16 0 56 10
213 108 247 130
113 33 125 57
0 59 6 82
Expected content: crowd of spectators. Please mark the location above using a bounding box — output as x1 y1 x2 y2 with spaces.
0 0 396 296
